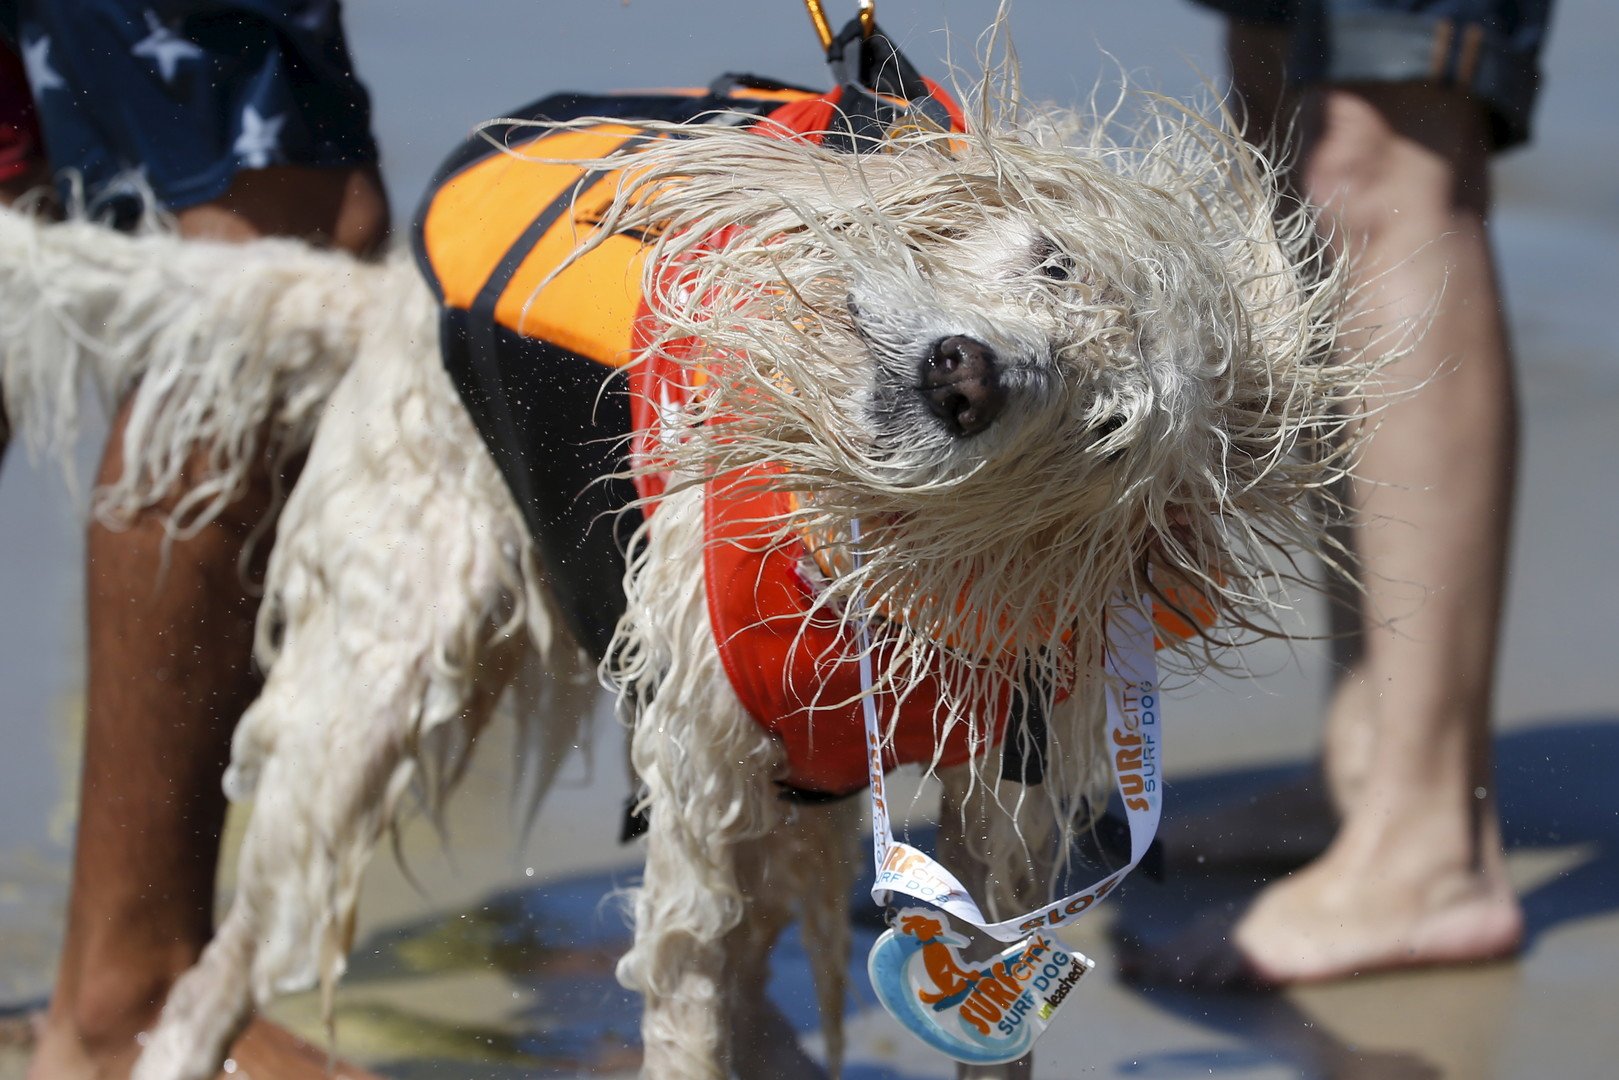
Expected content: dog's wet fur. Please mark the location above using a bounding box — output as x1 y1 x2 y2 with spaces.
3 49 1374 1080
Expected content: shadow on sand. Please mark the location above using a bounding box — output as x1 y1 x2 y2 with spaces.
1105 716 1619 1079
332 717 1616 1077
337 860 915 1077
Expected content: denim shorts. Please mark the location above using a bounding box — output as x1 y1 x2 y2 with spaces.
1190 0 1554 148
0 0 378 216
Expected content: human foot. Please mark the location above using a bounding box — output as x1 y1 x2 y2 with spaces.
1229 828 1523 984
1120 825 1524 988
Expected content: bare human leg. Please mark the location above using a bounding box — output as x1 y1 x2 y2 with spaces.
28 165 390 1080
1228 80 1524 984
1123 23 1523 986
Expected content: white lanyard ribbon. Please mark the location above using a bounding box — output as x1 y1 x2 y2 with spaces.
850 524 1164 941
847 522 1162 1063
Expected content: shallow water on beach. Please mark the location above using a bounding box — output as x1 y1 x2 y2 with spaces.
3 2 1618 1076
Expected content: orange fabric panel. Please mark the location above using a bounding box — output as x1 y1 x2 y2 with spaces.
1151 577 1219 646
494 184 649 368
420 125 642 315
422 94 835 369
704 465 1009 795
632 85 816 104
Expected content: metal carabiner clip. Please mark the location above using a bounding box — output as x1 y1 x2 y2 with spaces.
803 0 876 49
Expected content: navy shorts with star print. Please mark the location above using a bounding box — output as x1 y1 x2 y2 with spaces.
1188 0 1551 150
1 0 378 218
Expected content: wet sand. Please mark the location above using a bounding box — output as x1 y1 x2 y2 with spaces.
3 1 1618 1076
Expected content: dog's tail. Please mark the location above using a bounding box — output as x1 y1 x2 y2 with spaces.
0 205 402 533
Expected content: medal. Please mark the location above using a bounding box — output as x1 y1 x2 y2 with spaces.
850 519 1163 1063
867 908 1094 1065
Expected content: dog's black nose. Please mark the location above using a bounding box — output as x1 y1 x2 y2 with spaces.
919 335 1005 438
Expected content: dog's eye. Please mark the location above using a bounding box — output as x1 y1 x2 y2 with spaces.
1092 413 1127 462
1035 239 1075 283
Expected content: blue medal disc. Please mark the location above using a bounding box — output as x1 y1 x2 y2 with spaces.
866 907 1094 1065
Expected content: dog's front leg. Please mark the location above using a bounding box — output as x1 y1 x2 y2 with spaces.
619 701 795 1078
625 775 810 1078
628 798 854 1080
726 797 862 1080
936 765 1067 1080
612 486 797 1078
628 801 737 1079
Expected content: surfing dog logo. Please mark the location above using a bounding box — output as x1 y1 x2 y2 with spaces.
867 908 1093 1065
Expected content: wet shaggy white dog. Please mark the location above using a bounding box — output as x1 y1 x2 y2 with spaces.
3 72 1367 1080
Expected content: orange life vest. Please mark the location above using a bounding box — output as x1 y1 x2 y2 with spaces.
414 66 993 797
414 62 1207 797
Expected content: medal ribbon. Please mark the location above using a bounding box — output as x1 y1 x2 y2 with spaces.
850 520 1163 942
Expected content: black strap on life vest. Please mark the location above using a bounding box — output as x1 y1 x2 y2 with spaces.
416 89 793 663
822 16 958 152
